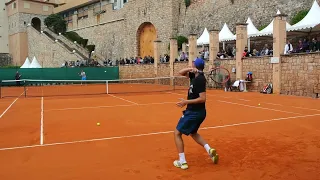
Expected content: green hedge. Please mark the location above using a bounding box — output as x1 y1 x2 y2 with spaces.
44 14 67 34
291 10 309 25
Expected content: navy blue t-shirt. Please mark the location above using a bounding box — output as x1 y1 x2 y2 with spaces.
186 72 206 111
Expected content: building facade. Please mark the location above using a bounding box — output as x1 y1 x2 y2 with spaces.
2 0 319 66
0 0 9 53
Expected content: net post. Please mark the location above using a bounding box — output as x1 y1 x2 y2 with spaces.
172 76 175 91
0 80 2 99
106 81 109 94
24 80 27 98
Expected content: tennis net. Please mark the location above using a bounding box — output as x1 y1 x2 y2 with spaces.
0 76 189 98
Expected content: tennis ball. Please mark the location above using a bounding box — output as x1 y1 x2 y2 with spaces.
97 122 100 126
104 71 106 72
258 103 261 106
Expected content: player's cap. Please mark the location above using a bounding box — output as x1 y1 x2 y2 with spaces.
193 58 205 70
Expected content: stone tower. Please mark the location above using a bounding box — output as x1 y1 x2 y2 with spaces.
5 0 57 65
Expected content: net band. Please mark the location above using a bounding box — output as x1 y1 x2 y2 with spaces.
0 76 189 98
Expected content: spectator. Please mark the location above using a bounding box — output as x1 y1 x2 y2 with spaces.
15 71 21 86
310 38 320 52
284 40 293 54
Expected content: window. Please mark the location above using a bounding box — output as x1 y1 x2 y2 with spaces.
12 2 16 9
24 2 30 9
43 6 49 12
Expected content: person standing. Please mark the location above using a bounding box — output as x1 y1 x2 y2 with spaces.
79 70 86 85
173 58 219 170
15 71 21 86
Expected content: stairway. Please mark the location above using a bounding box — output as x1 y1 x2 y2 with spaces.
43 27 105 66
42 31 88 60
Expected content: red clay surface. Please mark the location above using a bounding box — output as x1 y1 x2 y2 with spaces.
0 86 320 180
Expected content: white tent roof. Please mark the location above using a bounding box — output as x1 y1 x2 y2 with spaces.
251 10 292 37
197 28 210 45
219 23 236 42
20 57 31 68
287 0 320 31
246 17 259 37
29 56 42 68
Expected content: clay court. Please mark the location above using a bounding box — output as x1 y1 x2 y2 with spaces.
0 83 320 180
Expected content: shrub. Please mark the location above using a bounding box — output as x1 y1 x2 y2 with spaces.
290 10 309 25
44 14 67 34
185 0 191 7
258 24 268 31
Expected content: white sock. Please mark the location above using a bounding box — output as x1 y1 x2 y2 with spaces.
204 144 211 154
179 153 186 163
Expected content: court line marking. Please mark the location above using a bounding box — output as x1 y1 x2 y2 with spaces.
217 100 303 115
0 91 26 119
0 113 319 151
168 92 303 115
206 93 320 112
40 97 44 145
108 94 139 105
44 101 178 112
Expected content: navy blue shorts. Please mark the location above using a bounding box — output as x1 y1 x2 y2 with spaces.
176 109 206 135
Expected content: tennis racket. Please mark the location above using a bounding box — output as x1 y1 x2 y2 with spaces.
209 67 230 84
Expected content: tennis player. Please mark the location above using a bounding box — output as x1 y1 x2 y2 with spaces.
79 70 86 85
174 58 219 170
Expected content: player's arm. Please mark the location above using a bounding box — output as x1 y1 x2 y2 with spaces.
178 68 193 78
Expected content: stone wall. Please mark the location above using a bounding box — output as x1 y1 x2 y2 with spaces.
242 57 273 92
178 0 320 36
281 53 320 97
8 12 47 35
27 26 79 67
0 53 12 66
118 51 320 98
72 0 177 60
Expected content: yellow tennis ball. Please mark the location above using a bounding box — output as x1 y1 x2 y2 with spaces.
97 122 100 126
258 104 260 106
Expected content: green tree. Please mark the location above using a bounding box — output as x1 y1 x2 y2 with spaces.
44 14 67 34
258 24 268 31
176 36 188 50
185 0 191 7
290 10 309 25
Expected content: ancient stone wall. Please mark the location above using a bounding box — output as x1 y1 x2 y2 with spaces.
72 0 177 60
27 26 79 67
178 0 320 36
0 54 12 66
281 53 320 97
8 13 47 35
118 52 320 98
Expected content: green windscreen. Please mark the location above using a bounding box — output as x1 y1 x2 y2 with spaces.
0 67 119 81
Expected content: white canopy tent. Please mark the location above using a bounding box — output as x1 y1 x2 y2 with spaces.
20 57 31 68
196 28 209 45
29 56 42 68
251 10 292 37
287 0 320 32
219 23 236 42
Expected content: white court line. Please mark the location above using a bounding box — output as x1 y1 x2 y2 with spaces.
263 102 320 112
45 101 178 112
108 94 139 105
40 97 44 145
0 91 25 119
206 93 320 112
0 113 319 151
169 92 302 115
217 100 302 115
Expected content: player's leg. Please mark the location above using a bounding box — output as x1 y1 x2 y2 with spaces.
190 133 219 164
173 129 188 169
189 110 219 164
173 111 190 170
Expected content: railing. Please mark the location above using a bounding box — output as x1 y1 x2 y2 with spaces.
43 27 105 65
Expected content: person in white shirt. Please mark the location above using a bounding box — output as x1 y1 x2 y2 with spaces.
284 40 293 54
